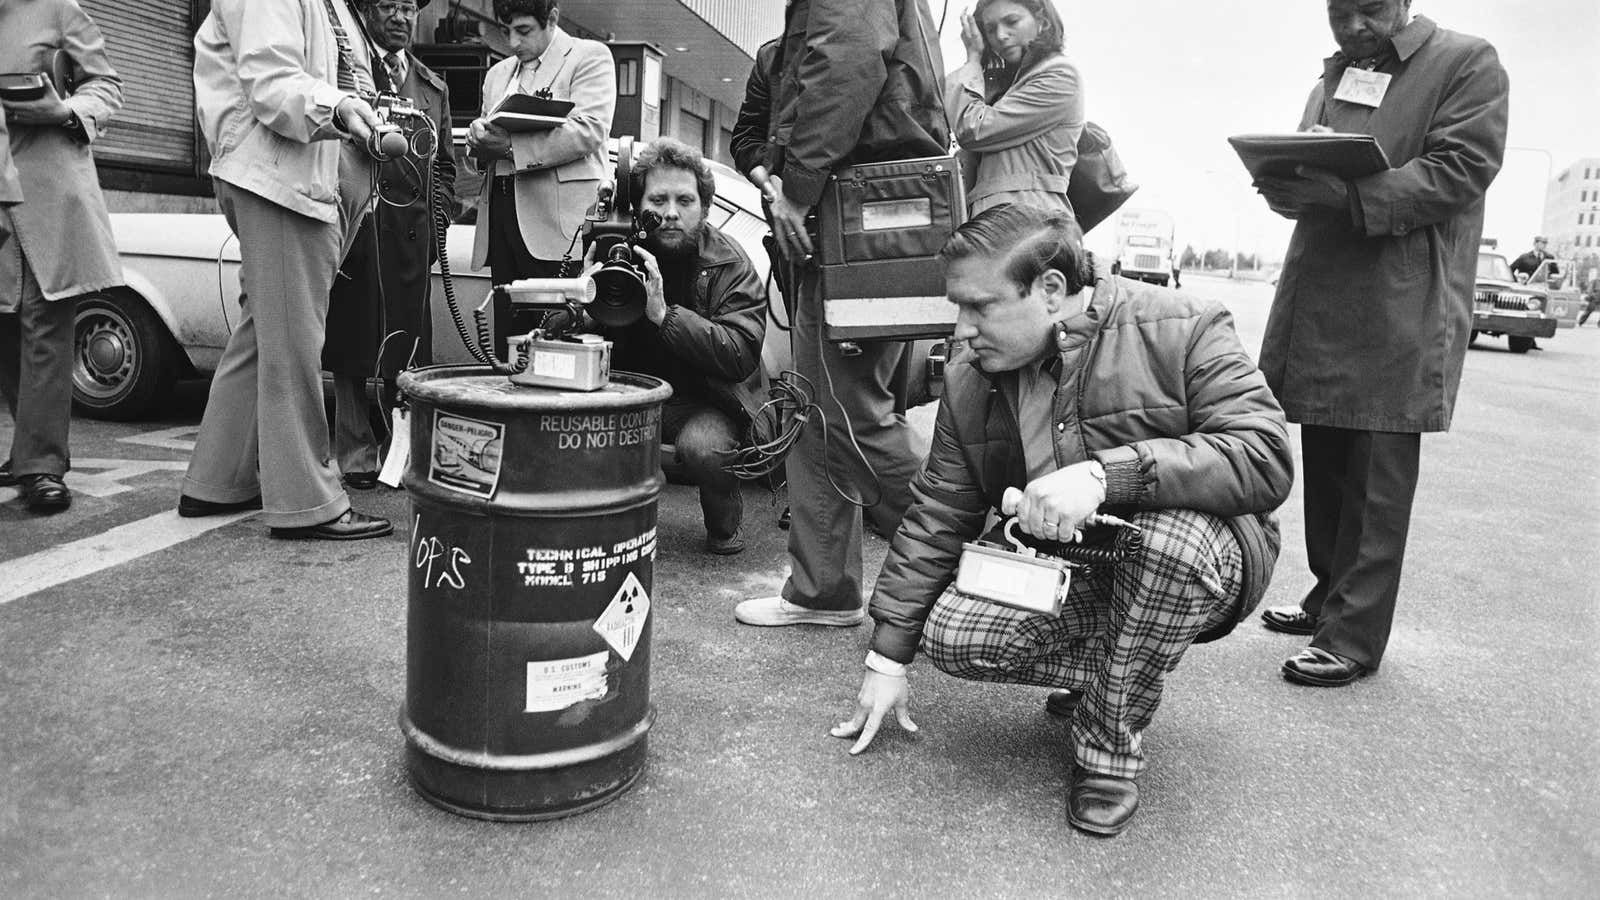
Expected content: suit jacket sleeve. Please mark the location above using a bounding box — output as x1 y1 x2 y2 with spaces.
57 0 122 141
211 0 350 143
1349 40 1509 237
657 248 767 382
778 0 898 207
946 58 1078 154
1092 307 1294 517
867 388 991 663
509 42 616 172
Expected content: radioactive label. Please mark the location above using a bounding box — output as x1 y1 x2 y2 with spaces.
593 572 650 661
525 651 609 712
429 412 504 498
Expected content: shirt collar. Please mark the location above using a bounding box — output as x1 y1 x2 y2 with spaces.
1323 15 1435 73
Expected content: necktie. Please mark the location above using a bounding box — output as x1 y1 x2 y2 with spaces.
385 54 405 90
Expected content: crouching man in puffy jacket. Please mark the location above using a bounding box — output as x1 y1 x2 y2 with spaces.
831 204 1294 837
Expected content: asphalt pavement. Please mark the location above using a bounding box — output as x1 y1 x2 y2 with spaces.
1 273 1596 898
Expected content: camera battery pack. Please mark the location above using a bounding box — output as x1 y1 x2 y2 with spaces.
816 155 967 342
954 540 1070 617
509 333 611 391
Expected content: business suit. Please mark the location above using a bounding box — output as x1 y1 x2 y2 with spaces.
470 27 614 347
324 48 455 477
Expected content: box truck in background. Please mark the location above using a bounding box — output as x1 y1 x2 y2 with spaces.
1113 208 1176 287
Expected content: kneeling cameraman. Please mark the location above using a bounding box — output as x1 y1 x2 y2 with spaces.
563 138 766 555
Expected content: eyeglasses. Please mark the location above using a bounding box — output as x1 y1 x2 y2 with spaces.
375 2 420 19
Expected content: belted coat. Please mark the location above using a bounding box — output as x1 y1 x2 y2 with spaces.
0 0 123 308
1259 17 1509 432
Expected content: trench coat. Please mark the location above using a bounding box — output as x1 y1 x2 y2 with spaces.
947 48 1083 216
1258 16 1508 433
0 0 123 310
323 52 455 379
0 115 19 204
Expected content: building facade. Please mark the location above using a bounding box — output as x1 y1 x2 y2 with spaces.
76 0 783 213
1543 157 1600 258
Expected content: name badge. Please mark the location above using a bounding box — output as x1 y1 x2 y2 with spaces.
1334 68 1391 108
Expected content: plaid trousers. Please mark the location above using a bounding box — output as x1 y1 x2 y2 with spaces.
921 508 1242 779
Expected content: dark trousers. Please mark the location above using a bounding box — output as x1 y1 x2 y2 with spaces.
1299 425 1422 670
487 176 564 354
661 397 743 542
0 261 74 478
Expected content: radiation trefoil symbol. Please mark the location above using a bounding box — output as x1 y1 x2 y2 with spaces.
593 571 650 661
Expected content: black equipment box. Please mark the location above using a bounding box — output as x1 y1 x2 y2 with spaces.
816 155 966 342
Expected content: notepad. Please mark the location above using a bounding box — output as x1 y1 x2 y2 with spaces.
1228 132 1392 180
487 94 574 133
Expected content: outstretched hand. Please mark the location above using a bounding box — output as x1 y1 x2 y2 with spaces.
831 670 918 755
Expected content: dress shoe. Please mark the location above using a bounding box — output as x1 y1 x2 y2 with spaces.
1259 605 1318 636
1044 689 1081 718
734 596 864 627
1067 768 1139 837
178 494 263 518
705 530 746 556
343 471 379 491
0 460 16 487
19 474 71 514
269 509 393 541
1281 646 1369 687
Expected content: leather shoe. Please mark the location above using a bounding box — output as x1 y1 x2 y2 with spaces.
19 474 71 514
178 493 263 518
0 460 16 487
1043 690 1080 718
705 530 746 555
270 509 393 541
343 471 379 491
1281 646 1369 687
1260 605 1318 636
1067 768 1139 837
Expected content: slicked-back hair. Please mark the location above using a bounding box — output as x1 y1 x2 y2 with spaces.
632 137 716 211
974 0 1065 56
940 203 1094 295
493 0 556 26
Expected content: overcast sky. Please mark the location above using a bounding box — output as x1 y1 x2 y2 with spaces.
929 0 1600 260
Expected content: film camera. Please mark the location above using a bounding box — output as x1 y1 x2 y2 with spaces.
579 137 662 327
364 92 436 162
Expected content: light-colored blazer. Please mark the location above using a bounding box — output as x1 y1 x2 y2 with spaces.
471 28 615 266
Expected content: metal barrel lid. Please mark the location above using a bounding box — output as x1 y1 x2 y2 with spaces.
398 365 673 411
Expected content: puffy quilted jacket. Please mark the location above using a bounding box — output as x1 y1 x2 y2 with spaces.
869 268 1295 663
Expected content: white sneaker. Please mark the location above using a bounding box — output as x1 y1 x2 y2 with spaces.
734 596 865 627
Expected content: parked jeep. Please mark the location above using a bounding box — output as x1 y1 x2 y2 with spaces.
1471 251 1557 354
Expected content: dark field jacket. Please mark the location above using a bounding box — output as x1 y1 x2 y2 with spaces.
768 0 949 207
869 271 1295 663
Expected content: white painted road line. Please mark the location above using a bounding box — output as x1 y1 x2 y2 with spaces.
0 510 256 606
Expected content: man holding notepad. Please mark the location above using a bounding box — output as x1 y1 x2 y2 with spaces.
1250 0 1509 688
465 0 615 351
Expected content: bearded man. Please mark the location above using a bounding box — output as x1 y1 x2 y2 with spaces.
560 138 767 555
